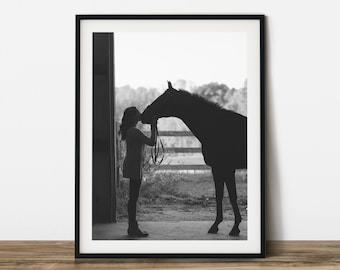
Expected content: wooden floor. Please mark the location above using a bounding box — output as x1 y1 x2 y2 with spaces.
0 241 339 269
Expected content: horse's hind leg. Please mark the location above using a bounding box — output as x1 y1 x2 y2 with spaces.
208 167 224 234
225 169 241 236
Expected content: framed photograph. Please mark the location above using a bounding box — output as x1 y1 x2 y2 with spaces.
76 14 265 258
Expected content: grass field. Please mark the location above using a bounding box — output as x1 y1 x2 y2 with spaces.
116 170 247 223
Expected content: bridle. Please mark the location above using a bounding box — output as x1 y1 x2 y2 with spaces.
145 83 177 166
151 124 165 166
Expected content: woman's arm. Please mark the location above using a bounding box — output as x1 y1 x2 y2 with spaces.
131 119 157 146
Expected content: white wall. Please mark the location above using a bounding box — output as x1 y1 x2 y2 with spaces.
0 0 339 240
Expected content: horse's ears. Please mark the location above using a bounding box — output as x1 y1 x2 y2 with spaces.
167 81 173 89
167 81 177 92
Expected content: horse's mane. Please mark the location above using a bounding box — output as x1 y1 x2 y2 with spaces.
178 89 224 112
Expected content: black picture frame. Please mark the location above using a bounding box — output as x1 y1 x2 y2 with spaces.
75 14 265 258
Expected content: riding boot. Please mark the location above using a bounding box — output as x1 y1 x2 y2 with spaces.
127 221 149 237
127 200 148 237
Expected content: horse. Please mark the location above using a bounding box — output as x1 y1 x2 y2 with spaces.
141 81 247 236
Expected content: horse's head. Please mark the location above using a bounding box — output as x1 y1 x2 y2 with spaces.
141 81 178 124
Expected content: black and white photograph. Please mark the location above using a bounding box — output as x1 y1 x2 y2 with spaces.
76 15 265 257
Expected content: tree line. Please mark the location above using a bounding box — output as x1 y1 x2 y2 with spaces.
115 80 247 131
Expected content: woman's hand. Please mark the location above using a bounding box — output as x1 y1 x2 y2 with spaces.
151 118 157 126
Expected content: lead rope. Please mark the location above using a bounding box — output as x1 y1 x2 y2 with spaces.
151 126 164 165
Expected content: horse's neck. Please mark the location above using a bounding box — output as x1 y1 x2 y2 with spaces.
173 95 210 143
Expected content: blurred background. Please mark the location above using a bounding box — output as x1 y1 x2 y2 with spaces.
113 31 248 223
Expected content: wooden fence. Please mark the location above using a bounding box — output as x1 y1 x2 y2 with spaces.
116 127 211 188
144 130 210 171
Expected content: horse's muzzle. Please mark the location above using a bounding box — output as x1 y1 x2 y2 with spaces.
141 114 147 124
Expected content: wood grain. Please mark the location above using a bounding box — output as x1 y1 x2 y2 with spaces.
0 241 339 269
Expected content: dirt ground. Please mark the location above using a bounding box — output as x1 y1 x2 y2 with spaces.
116 170 247 223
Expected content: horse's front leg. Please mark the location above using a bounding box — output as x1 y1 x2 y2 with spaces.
208 168 224 234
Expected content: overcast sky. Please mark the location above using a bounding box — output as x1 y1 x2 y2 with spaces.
114 32 247 91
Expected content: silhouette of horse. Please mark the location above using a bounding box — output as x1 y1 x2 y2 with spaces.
141 81 247 236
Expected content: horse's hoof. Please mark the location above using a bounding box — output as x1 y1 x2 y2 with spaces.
228 227 240 236
208 226 219 234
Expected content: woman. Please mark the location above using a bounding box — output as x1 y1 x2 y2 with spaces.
120 106 157 237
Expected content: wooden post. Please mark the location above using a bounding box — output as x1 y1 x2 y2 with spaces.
115 121 121 189
92 33 116 224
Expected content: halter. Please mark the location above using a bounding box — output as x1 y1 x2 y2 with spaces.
151 125 165 166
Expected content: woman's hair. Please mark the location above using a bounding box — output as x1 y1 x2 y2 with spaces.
120 107 139 140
